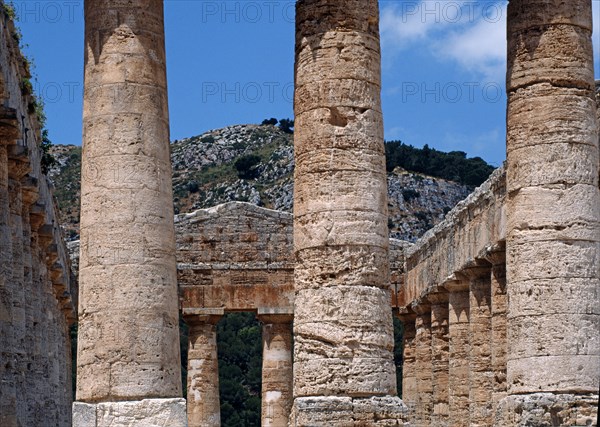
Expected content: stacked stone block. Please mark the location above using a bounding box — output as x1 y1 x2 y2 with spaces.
291 0 406 424
1 4 76 426
500 0 600 422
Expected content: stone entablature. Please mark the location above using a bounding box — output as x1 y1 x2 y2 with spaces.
399 165 506 309
177 202 295 314
0 5 76 426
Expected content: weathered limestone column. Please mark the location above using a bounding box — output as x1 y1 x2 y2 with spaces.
397 312 417 417
428 291 449 427
292 1 406 424
483 249 507 416
186 314 222 427
444 281 470 427
73 0 186 424
412 301 432 427
463 267 493 426
500 0 600 423
258 313 293 427
0 138 16 427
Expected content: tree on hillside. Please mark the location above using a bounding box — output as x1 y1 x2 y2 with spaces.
278 118 294 134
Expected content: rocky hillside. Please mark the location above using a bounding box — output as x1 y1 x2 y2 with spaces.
48 123 483 242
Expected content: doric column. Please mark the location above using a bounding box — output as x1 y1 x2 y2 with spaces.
462 266 493 426
186 313 222 427
412 300 432 427
258 313 293 427
483 248 507 417
444 281 470 427
73 0 185 424
0 141 16 427
397 312 417 417
428 291 449 427
502 0 599 423
292 0 406 424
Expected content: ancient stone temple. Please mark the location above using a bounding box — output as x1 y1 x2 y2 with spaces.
1 0 599 426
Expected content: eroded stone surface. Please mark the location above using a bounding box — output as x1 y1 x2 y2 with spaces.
291 0 400 421
73 399 187 427
496 393 598 427
76 0 182 403
0 6 76 427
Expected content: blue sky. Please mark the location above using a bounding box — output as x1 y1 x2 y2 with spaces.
13 1 600 167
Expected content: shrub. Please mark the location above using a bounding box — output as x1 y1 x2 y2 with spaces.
402 189 420 202
278 118 294 134
234 154 261 180
261 118 278 126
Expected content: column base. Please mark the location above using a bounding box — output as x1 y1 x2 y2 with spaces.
290 396 409 426
73 398 187 427
496 393 598 427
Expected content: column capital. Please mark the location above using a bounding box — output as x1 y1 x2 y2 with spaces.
395 307 416 323
257 307 293 324
442 277 469 293
411 298 431 315
480 242 506 266
426 290 449 305
455 264 491 282
183 308 224 327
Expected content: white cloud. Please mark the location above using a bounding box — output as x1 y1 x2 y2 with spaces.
435 5 507 82
380 1 507 81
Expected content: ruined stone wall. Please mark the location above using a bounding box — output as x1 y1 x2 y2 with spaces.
0 5 76 426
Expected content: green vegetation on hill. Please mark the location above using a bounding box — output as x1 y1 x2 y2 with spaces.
385 141 496 188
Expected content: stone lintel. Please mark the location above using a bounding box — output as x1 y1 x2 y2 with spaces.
73 399 187 427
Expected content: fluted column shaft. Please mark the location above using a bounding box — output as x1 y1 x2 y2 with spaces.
502 1 599 423
75 0 185 423
259 315 293 427
187 315 222 427
429 292 449 427
413 302 432 427
486 251 507 416
397 313 417 416
465 268 493 426
292 0 402 424
445 283 470 427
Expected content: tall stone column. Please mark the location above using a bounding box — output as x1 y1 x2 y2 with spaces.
73 0 186 424
428 291 449 427
397 312 417 417
501 0 599 423
412 301 432 427
258 314 293 427
483 249 507 417
292 1 406 424
463 267 493 426
186 314 222 427
0 141 16 427
444 282 470 427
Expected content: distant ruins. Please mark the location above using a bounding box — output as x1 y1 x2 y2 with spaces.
1 0 599 426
